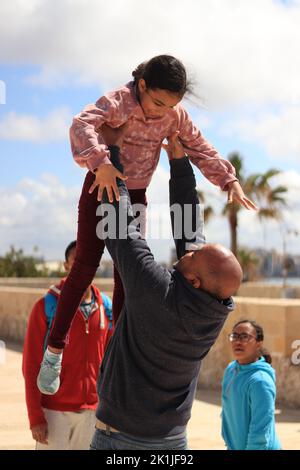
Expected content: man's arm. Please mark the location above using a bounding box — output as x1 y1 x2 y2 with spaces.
98 146 171 301
169 156 206 260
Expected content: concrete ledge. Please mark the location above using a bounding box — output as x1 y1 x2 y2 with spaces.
0 277 114 291
237 282 300 299
0 286 112 343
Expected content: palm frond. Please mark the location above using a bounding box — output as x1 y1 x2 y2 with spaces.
204 206 214 223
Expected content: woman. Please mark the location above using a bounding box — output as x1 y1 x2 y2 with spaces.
221 319 281 450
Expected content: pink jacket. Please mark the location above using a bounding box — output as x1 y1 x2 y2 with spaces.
70 82 237 190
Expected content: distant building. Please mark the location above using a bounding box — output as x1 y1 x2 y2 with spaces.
36 260 63 274
253 249 300 278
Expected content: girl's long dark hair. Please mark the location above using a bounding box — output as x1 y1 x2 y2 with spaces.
132 54 192 97
233 319 272 364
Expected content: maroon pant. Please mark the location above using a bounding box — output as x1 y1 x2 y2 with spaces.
48 171 147 349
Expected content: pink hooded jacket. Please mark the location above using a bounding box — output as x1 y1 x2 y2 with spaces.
70 81 237 190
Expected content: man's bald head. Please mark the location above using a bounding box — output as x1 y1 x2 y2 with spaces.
174 243 243 300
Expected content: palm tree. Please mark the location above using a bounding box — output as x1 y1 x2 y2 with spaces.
197 189 214 224
222 153 288 256
238 247 260 281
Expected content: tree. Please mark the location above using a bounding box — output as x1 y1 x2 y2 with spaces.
197 189 214 224
0 246 45 277
238 247 260 281
222 153 288 256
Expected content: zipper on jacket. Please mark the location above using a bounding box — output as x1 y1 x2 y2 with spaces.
225 364 239 397
85 319 88 403
99 304 105 329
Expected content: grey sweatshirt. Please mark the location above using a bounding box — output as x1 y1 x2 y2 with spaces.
96 147 234 438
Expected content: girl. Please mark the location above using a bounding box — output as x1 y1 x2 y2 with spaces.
37 54 256 395
221 320 281 450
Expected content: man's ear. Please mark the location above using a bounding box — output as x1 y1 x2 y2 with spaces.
63 261 68 272
191 276 201 289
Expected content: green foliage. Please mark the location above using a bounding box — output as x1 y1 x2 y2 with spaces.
238 247 260 281
0 246 45 277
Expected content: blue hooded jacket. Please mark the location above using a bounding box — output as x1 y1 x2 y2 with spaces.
221 357 281 450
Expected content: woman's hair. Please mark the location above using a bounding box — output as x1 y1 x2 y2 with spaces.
132 54 192 97
233 319 272 364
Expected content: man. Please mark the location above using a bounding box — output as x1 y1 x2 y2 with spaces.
22 241 113 450
88 125 243 450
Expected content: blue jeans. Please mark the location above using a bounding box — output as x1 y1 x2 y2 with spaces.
90 428 188 450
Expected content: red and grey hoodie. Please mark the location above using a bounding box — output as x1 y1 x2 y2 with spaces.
22 278 113 429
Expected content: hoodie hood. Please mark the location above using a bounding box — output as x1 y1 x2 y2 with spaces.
48 278 101 303
48 279 65 298
232 356 276 383
172 269 234 339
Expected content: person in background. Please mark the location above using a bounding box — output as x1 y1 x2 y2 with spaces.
22 241 113 450
221 319 281 450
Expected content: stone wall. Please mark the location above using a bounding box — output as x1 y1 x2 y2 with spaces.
0 286 45 343
237 282 300 299
0 284 113 343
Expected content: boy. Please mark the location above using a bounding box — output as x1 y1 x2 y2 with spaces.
22 241 113 450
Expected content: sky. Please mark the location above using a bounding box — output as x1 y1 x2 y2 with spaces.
0 0 300 262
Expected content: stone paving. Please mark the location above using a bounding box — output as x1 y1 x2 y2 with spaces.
1 343 300 450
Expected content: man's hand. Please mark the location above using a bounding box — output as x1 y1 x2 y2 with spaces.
100 122 129 148
31 423 48 445
89 123 128 202
162 131 186 160
227 181 258 211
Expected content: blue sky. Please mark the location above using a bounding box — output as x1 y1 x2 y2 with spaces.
1 0 300 261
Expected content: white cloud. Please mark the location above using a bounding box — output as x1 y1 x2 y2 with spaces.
0 174 80 259
0 107 71 141
1 0 300 109
220 105 300 162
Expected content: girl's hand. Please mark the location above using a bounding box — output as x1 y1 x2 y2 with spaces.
89 164 127 202
161 131 186 160
227 181 258 211
89 122 128 202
